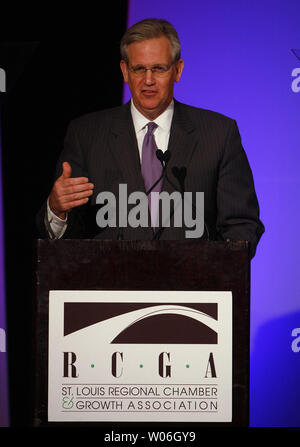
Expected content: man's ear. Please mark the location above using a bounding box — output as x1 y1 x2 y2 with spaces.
120 60 129 83
174 59 184 82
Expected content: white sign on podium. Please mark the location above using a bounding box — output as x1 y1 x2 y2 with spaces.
48 290 232 422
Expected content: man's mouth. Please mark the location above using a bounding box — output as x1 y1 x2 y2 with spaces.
141 89 157 96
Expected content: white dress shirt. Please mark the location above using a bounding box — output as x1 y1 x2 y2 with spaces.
46 197 68 238
47 99 174 238
131 99 174 158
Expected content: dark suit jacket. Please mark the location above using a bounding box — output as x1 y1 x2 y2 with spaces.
36 99 264 257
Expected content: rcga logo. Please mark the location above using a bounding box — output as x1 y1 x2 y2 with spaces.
62 302 219 379
48 290 233 423
291 49 300 93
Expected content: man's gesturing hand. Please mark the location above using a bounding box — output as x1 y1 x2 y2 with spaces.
49 161 94 220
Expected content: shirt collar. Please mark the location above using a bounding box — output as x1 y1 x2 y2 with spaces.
130 99 174 133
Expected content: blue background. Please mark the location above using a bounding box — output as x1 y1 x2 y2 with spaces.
124 0 300 427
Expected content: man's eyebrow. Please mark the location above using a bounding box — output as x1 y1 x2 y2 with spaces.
131 63 166 67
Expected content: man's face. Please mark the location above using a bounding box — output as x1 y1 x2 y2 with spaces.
120 36 184 120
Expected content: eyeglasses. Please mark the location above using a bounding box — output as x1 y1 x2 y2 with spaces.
128 64 174 77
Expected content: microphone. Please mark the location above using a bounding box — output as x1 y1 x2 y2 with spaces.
153 150 176 240
151 150 173 240
156 149 171 169
119 149 171 240
155 149 163 163
144 149 171 198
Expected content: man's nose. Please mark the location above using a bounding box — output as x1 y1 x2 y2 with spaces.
144 69 156 85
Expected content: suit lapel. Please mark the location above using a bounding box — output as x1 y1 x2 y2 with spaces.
158 101 200 240
109 102 146 195
162 100 198 194
108 102 153 239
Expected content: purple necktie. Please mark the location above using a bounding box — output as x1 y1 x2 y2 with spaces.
141 122 163 227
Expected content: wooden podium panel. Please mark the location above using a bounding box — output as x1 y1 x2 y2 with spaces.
33 239 250 427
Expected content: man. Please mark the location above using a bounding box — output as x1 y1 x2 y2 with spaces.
36 18 264 257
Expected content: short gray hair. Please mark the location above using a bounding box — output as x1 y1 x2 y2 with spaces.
120 18 181 64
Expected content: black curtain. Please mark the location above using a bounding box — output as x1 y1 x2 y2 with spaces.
0 2 128 426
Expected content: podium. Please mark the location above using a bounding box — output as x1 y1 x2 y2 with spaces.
33 239 250 427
